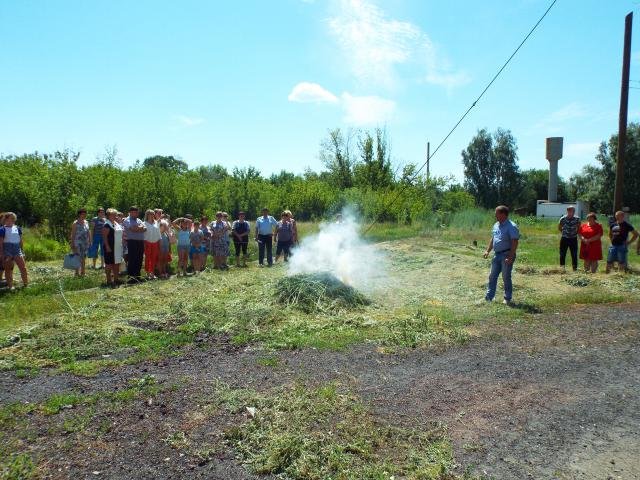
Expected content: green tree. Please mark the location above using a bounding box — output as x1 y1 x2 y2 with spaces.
320 128 354 189
196 164 228 181
142 155 188 173
353 128 393 189
462 128 522 208
570 123 640 213
517 168 569 213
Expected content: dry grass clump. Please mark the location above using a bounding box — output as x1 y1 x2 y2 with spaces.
275 273 371 313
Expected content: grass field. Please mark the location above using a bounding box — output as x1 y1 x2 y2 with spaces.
2 211 639 374
1 211 639 478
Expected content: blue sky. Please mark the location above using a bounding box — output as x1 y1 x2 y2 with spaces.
1 0 639 182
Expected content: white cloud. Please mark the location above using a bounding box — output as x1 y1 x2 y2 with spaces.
341 92 395 125
533 102 587 133
176 115 205 127
288 82 339 103
328 0 467 89
287 81 395 126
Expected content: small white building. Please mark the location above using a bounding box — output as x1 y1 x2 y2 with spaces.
535 136 588 219
536 200 589 219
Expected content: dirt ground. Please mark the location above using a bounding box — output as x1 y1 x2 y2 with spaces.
1 303 638 479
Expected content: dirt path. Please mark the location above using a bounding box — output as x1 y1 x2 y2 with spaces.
2 304 638 479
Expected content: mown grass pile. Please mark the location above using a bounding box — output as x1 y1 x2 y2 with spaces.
275 272 371 313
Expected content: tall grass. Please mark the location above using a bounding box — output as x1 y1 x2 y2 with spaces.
20 227 68 261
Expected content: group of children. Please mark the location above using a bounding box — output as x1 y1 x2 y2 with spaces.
69 206 299 287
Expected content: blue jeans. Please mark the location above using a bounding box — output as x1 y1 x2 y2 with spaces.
486 252 515 301
87 234 103 258
607 244 628 264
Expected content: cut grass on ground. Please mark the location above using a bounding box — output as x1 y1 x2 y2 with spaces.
216 381 476 479
1 221 639 375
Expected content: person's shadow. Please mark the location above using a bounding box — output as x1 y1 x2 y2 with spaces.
504 301 542 314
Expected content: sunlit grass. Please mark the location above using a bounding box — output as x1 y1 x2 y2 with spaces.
1 217 638 374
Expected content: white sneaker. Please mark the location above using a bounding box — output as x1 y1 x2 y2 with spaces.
502 299 512 306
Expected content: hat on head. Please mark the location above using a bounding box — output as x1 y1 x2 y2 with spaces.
566 205 575 211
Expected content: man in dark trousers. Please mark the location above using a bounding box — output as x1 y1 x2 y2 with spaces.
122 206 146 282
254 208 278 267
558 205 580 272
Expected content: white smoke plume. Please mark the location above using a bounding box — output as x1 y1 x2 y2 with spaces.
287 209 386 293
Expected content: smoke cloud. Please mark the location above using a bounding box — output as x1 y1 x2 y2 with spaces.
287 210 386 293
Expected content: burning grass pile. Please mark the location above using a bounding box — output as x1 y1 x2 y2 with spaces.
275 272 371 313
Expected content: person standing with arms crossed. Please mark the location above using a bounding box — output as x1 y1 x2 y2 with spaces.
483 205 520 305
558 205 580 272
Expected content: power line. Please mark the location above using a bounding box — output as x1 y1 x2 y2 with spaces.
362 0 559 235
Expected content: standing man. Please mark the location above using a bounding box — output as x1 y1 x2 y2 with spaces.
558 205 580 272
255 208 278 267
483 205 520 305
122 206 147 282
606 210 638 273
232 211 250 267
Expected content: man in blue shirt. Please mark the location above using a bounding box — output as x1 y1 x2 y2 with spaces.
483 205 520 304
255 208 278 266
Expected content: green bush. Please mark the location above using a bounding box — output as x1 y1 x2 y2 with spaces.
22 228 67 261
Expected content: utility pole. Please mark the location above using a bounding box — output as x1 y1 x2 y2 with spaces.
614 12 632 213
426 142 430 180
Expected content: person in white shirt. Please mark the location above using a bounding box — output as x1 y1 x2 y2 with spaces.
143 209 161 280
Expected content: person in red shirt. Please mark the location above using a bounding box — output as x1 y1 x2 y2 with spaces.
577 212 603 273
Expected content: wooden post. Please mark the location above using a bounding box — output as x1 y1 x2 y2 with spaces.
614 12 632 213
426 142 430 179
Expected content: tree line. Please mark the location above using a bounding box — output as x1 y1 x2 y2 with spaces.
462 124 640 214
2 124 637 240
0 128 475 240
